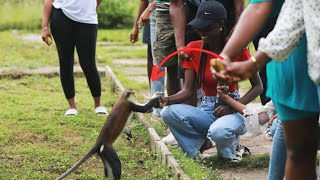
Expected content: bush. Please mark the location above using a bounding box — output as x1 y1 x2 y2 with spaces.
97 0 135 29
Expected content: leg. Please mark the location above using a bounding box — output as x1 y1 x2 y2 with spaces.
74 22 101 108
268 121 286 180
166 65 181 96
101 146 121 180
98 152 110 177
282 116 319 180
207 113 246 159
150 11 165 117
147 44 153 88
50 8 76 108
161 104 214 158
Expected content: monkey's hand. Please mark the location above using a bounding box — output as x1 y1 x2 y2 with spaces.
154 96 169 108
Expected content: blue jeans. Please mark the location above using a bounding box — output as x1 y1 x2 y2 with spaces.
268 121 286 180
161 96 246 159
150 10 165 116
269 118 278 136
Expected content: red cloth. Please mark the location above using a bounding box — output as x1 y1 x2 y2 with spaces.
183 40 251 96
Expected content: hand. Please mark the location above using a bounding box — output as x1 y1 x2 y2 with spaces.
212 60 257 84
130 26 139 44
216 85 229 98
137 8 152 28
41 28 53 46
178 50 191 65
268 114 278 126
214 105 234 118
154 96 168 108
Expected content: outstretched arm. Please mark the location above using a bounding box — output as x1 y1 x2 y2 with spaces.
220 2 272 62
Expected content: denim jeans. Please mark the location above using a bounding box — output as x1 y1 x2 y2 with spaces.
150 10 165 116
161 95 246 159
268 121 286 180
269 118 278 136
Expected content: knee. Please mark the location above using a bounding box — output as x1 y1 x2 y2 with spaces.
160 106 171 123
208 126 232 142
287 146 317 164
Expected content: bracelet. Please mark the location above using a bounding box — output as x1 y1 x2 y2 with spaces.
42 27 48 31
250 56 260 69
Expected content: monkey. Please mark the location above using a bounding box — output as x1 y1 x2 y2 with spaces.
56 90 161 180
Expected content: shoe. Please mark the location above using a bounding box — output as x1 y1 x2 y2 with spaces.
65 108 78 116
264 128 273 141
151 115 161 122
162 132 178 145
196 152 213 160
230 145 251 163
95 106 108 115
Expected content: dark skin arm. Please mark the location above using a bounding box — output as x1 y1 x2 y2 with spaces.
233 0 245 23
214 72 263 117
41 0 53 45
130 0 149 44
160 68 197 105
220 2 272 62
169 0 191 62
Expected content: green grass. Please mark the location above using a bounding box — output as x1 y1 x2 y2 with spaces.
0 1 42 31
0 76 172 179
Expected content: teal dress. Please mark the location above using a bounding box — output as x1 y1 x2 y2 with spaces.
266 35 320 121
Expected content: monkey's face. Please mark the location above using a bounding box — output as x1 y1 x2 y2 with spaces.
123 90 135 100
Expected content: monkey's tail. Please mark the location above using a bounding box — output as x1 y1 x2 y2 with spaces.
56 145 98 180
130 96 161 113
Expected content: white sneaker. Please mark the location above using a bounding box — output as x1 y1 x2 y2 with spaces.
162 132 178 145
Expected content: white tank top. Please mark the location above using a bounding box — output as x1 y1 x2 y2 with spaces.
52 0 98 24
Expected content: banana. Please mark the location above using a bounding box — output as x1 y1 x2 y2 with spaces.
47 36 53 46
210 58 225 72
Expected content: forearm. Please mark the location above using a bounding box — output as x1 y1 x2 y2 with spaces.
42 0 53 29
169 0 186 50
134 0 149 27
233 0 245 23
221 2 272 61
238 72 263 105
220 95 246 114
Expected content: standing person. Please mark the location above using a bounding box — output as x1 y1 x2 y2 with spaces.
132 1 165 121
157 1 262 161
41 0 107 116
215 0 320 178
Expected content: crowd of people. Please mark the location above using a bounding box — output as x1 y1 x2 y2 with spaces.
42 0 319 179
132 0 320 179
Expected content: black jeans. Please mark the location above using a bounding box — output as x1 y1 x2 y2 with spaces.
50 7 101 99
253 16 278 105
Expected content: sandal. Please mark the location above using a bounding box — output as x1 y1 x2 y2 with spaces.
65 108 78 116
95 106 108 115
230 145 251 163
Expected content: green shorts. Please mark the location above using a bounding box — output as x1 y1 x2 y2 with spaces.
154 11 178 67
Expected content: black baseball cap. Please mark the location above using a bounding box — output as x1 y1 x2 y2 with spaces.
188 0 227 31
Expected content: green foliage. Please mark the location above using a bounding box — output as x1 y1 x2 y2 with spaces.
97 0 135 29
0 1 42 31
